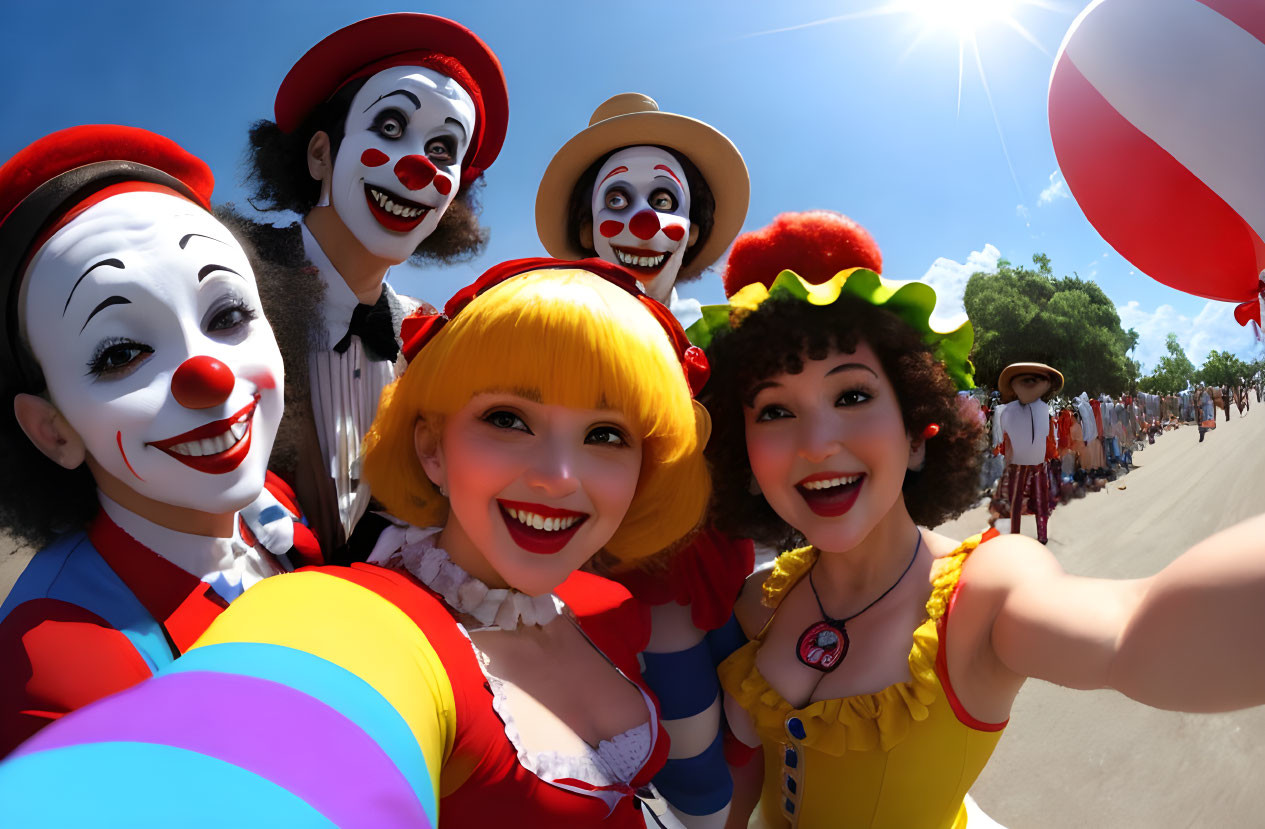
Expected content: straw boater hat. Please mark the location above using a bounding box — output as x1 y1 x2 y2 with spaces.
998 362 1064 403
534 93 749 280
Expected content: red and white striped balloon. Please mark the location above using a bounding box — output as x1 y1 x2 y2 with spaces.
1049 0 1265 327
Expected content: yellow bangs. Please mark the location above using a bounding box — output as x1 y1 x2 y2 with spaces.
415 269 693 459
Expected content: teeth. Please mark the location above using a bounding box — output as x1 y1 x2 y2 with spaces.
614 250 666 268
802 475 861 491
506 508 580 532
166 420 248 458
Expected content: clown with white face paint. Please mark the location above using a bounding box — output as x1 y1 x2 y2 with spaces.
232 13 508 558
0 125 316 758
536 93 749 325
329 65 476 264
536 93 752 828
590 146 696 303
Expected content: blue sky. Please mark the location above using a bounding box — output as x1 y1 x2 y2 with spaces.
2 0 1259 378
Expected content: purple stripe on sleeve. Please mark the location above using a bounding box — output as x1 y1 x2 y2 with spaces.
14 670 433 829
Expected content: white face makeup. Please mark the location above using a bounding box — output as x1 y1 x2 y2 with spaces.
21 191 285 517
330 65 476 262
591 146 693 303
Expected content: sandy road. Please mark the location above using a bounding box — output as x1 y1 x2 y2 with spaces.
940 410 1265 828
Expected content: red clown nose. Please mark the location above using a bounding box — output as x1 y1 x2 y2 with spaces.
171 356 235 410
629 210 661 240
395 154 438 191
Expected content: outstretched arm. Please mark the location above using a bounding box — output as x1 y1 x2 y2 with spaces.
0 567 454 827
985 512 1265 712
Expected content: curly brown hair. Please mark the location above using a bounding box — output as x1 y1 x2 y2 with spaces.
564 146 716 281
244 78 487 265
700 295 984 551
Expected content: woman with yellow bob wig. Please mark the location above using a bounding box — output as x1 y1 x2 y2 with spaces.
0 259 715 828
364 259 710 566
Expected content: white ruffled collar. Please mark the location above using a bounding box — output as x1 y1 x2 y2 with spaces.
367 524 561 630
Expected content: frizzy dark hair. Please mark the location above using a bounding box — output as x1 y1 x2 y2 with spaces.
564 146 716 281
700 295 984 551
244 78 487 265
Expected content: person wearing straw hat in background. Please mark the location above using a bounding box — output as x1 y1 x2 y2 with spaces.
536 94 752 827
997 362 1064 545
222 13 509 560
535 92 748 329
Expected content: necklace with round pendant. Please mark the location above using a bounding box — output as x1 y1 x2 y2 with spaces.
795 529 923 673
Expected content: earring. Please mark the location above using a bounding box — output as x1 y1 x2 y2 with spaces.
438 483 448 498
921 423 941 440
748 475 762 496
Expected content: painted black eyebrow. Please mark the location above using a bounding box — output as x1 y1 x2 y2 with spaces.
363 89 422 113
198 264 244 282
825 362 879 378
745 362 878 406
64 258 124 316
80 296 130 333
444 117 468 142
179 233 229 249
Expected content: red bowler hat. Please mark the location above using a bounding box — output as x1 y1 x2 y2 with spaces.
273 13 508 185
0 124 216 397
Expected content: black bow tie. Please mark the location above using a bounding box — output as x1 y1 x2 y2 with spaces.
333 291 399 363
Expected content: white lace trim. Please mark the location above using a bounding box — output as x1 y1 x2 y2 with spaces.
480 651 654 790
370 522 655 806
366 524 559 630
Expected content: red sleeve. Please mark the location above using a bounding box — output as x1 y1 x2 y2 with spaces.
0 599 152 758
265 471 324 567
610 528 755 632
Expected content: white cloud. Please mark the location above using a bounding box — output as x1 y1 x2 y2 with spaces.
919 243 1001 330
1117 299 1262 373
1038 170 1069 205
1016 204 1030 227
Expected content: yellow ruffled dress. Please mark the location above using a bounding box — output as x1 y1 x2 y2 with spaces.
719 531 1006 828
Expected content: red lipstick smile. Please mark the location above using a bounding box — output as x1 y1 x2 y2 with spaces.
610 244 673 277
497 499 588 556
364 183 431 233
147 395 258 474
795 471 866 517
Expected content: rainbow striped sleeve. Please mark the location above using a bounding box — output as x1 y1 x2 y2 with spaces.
0 569 455 828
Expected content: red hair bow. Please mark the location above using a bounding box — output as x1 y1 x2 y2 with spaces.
398 257 709 396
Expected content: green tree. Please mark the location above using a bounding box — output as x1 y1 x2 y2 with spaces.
963 254 1132 395
1139 333 1196 394
1197 350 1250 388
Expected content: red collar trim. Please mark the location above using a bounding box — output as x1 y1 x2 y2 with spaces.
88 510 228 652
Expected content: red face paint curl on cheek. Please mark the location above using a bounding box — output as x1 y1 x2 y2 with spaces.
662 225 686 242
599 221 624 239
117 431 144 481
360 149 390 168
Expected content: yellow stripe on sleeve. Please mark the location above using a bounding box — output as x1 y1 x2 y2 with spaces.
190 570 456 804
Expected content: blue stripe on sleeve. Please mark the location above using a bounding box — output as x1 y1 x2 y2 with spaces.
653 732 732 817
640 639 720 720
705 613 747 667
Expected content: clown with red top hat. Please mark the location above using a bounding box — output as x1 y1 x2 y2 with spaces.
0 125 316 757
226 13 509 559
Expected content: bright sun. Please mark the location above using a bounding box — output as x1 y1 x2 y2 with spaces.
904 0 1020 35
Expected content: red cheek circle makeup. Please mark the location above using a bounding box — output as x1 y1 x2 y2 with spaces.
360 149 390 167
